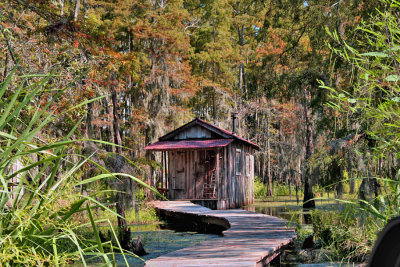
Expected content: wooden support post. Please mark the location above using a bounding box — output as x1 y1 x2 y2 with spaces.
215 149 220 204
162 151 165 188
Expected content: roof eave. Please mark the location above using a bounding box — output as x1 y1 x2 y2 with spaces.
158 118 232 141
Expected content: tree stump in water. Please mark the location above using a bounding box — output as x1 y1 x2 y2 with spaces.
132 236 147 256
98 229 147 256
118 226 132 250
118 228 147 256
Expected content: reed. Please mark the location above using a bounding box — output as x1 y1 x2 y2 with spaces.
0 69 151 266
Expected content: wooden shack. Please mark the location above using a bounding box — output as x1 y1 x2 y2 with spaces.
145 118 259 210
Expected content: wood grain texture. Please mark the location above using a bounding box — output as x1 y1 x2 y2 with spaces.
146 201 296 267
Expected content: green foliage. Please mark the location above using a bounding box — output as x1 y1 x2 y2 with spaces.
323 0 400 222
135 187 147 202
351 177 400 223
0 70 155 266
306 177 400 262
254 177 301 199
310 206 379 262
121 205 158 225
325 0 400 155
94 204 159 226
254 176 269 198
273 182 293 196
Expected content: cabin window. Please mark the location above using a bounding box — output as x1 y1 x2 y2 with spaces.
235 149 242 175
245 154 250 177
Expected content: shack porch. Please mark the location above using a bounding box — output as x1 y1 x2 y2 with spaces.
146 145 230 206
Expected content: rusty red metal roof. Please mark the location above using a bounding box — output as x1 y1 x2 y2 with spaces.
144 139 235 151
157 118 259 150
196 118 260 149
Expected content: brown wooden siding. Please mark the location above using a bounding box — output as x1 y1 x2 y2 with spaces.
167 143 254 209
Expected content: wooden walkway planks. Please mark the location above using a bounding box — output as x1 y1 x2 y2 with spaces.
146 201 296 267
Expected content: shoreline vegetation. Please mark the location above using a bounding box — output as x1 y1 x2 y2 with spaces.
252 180 385 265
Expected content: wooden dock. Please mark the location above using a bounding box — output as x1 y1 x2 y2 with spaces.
146 201 297 267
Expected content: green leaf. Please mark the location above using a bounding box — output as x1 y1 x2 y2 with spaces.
50 198 86 222
383 45 400 53
0 66 17 102
0 80 24 127
86 203 111 266
53 237 59 267
385 75 400 82
76 173 116 185
0 131 17 140
347 98 357 103
360 52 389 57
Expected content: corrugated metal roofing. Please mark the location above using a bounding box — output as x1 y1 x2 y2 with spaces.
196 118 260 149
157 118 260 150
144 139 235 151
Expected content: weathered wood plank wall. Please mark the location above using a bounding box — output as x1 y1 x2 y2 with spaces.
167 143 254 209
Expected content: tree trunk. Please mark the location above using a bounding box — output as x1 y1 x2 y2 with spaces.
82 0 87 18
74 0 80 21
59 0 64 16
86 101 93 138
302 87 315 208
237 25 247 99
111 80 122 154
296 158 301 204
266 104 272 196
347 148 355 194
103 97 113 152
116 188 130 249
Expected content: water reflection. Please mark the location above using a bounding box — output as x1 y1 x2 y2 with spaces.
245 204 312 224
245 198 347 225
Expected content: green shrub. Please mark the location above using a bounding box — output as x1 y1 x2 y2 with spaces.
254 176 268 198
95 204 159 225
126 205 159 224
310 205 380 262
254 177 302 199
273 182 292 196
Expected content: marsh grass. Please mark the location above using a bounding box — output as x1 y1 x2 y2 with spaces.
310 205 380 262
301 177 400 263
0 70 155 266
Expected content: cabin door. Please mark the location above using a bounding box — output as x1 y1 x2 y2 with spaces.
173 152 186 199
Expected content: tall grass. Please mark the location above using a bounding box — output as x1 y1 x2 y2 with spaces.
0 69 151 266
303 177 400 262
310 205 378 262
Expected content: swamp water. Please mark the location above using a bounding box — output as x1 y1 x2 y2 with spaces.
113 223 221 266
111 197 356 266
245 197 351 224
